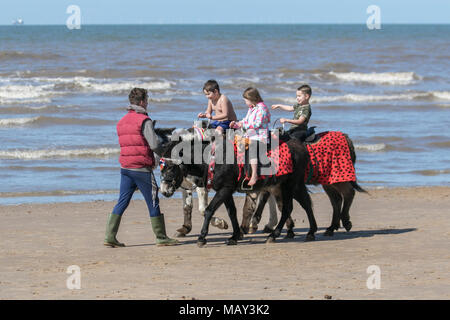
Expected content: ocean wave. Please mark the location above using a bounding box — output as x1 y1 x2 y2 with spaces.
70 78 174 93
411 169 450 176
0 105 80 114
355 143 387 152
431 91 450 100
0 147 119 159
310 91 450 103
0 117 40 126
0 77 175 103
149 97 173 103
0 116 114 127
0 50 62 61
427 141 450 149
0 84 56 103
328 71 421 85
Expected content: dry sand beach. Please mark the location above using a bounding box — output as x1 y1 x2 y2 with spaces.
0 186 449 300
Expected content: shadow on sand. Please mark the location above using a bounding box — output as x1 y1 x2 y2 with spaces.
124 227 417 247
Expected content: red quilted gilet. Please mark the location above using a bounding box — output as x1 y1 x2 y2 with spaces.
116 110 155 169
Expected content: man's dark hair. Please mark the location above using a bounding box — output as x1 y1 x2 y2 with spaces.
129 88 148 105
203 79 220 93
297 84 312 96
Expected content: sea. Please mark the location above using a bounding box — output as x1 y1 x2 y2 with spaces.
0 24 449 205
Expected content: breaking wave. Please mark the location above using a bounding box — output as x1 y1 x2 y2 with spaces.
328 71 421 85
0 50 62 61
355 143 387 152
0 147 120 159
310 91 450 103
0 77 175 103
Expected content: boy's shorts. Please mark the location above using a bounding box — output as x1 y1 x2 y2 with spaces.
210 120 231 130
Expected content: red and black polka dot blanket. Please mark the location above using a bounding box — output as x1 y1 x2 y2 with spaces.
235 141 293 181
305 131 356 185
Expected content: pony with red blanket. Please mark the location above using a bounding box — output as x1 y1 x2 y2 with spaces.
243 131 367 237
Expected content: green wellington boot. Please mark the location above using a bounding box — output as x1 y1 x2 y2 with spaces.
150 214 180 246
104 213 125 247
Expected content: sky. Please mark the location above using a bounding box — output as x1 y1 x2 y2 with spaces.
0 0 449 25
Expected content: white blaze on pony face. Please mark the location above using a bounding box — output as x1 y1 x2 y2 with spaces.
159 181 172 197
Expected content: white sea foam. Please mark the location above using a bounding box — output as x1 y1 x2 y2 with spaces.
0 117 40 126
329 71 420 85
0 84 55 103
355 143 387 152
0 77 175 103
431 91 450 100
0 147 120 159
309 91 450 103
73 79 174 93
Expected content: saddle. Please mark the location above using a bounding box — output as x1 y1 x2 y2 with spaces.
304 126 318 143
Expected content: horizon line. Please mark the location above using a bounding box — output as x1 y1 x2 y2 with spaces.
1 22 450 26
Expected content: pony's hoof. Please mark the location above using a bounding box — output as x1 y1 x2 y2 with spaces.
212 219 229 230
240 226 249 235
248 226 258 234
344 221 352 232
285 231 295 239
262 225 274 234
176 226 191 237
323 229 334 237
174 232 186 238
226 238 238 245
197 239 207 247
305 234 315 242
265 237 276 244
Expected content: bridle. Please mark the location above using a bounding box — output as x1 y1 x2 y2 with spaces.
159 157 186 189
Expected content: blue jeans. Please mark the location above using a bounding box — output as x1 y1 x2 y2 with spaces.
112 168 161 217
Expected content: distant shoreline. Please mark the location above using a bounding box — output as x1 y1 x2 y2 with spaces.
1 23 450 27
1 185 449 207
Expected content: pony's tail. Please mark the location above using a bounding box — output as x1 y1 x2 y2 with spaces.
351 181 368 194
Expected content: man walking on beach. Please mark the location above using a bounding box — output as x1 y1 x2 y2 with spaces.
104 88 179 247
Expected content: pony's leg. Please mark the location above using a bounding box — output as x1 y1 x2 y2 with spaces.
268 187 294 238
294 183 317 241
338 182 355 232
264 194 279 233
267 186 294 243
197 187 208 215
198 186 228 230
240 192 258 234
223 195 241 245
175 189 193 237
249 191 270 233
323 184 342 236
198 187 232 247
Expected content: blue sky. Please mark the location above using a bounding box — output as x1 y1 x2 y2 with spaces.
0 0 449 25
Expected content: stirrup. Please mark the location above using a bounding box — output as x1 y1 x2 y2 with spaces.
241 178 254 191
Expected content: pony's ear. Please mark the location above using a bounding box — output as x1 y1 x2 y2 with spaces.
154 127 176 140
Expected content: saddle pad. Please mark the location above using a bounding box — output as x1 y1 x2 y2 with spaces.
235 141 293 181
305 131 356 185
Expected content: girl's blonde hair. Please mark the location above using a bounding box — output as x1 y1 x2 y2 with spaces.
243 87 263 104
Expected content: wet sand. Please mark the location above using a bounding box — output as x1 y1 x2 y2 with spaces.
0 186 449 300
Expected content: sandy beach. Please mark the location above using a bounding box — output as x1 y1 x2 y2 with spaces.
0 186 449 300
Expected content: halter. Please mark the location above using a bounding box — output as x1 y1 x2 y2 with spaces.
159 157 185 190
